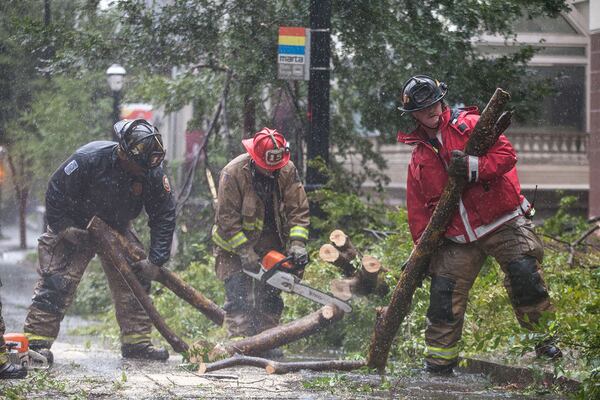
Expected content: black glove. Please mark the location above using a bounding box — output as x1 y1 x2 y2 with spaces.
447 149 468 179
239 246 260 273
60 227 89 245
288 241 308 266
132 258 161 281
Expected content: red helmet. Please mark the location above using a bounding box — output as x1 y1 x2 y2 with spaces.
242 127 290 171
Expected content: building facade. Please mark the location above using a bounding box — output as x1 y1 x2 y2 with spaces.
353 0 597 218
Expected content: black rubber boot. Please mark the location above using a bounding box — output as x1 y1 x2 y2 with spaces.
535 340 563 360
0 361 28 379
29 340 54 365
121 343 169 361
425 360 457 375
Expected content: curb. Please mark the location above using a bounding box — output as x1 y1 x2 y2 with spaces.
459 357 581 392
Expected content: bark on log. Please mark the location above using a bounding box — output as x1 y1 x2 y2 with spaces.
367 88 511 371
208 305 344 361
109 221 225 326
319 244 357 277
87 216 189 354
328 230 360 277
198 354 366 375
330 255 389 300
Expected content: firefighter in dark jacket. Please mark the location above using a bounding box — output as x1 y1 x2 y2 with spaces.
213 128 310 343
23 119 176 362
397 75 562 374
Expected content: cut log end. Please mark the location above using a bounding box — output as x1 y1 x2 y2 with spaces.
329 229 348 247
321 305 336 320
265 364 276 374
319 244 340 263
361 255 381 273
198 363 208 374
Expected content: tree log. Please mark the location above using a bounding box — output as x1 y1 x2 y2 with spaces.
319 244 357 277
330 255 389 300
367 88 511 371
329 229 350 248
87 216 189 354
208 305 344 361
198 354 366 375
104 219 225 326
156 269 224 326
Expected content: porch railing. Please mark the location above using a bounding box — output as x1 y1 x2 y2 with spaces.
505 131 588 154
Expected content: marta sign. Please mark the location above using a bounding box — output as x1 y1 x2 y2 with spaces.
278 27 310 81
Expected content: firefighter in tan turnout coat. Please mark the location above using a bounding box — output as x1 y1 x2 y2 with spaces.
213 128 310 342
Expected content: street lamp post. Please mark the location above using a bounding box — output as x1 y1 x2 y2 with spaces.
106 63 127 141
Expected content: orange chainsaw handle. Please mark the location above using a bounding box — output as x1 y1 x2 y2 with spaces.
260 251 299 284
261 250 294 271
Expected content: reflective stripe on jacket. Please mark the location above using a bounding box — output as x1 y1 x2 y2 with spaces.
397 107 526 244
212 153 309 253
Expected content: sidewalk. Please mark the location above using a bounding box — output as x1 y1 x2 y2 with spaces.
0 223 41 263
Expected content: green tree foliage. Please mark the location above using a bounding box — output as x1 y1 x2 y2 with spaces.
45 0 569 186
0 0 112 246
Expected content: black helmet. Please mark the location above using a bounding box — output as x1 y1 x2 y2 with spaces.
398 75 447 113
114 119 165 169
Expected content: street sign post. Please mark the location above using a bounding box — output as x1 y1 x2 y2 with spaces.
278 27 310 81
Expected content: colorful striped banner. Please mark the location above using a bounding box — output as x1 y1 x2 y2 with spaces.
279 35 306 46
279 26 305 37
278 45 305 55
278 26 309 81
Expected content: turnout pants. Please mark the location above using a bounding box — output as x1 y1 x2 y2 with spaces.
24 228 153 347
425 217 555 367
215 232 285 338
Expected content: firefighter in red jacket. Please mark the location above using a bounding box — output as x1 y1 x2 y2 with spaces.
397 75 562 374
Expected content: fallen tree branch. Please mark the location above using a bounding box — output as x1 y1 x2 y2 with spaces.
207 305 344 360
321 230 388 299
330 255 389 300
88 216 189 353
198 354 366 375
362 228 399 240
367 89 512 371
568 223 600 266
107 220 225 326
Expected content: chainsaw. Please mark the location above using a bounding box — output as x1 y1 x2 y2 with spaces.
243 250 352 313
3 333 49 369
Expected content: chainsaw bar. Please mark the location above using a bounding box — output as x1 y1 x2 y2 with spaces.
244 269 352 313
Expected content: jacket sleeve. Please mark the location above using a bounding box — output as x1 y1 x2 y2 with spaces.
406 161 431 244
281 164 310 243
45 155 87 233
463 114 517 183
144 168 176 266
212 169 249 253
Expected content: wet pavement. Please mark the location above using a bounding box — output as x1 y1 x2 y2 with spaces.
0 227 569 399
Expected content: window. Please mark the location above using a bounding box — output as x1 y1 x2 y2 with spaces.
516 66 585 132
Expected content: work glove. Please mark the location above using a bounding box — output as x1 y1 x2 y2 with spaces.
132 258 161 281
447 149 468 179
288 241 308 266
239 246 261 273
60 227 89 245
288 241 308 278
